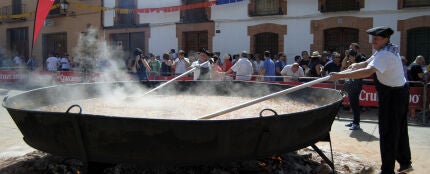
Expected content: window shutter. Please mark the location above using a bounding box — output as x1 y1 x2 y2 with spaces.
403 0 430 7
324 0 359 12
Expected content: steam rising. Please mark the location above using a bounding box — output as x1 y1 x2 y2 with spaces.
3 28 325 120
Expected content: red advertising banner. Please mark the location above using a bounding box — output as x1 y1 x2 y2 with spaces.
56 71 83 83
0 70 26 82
281 82 424 109
342 85 423 109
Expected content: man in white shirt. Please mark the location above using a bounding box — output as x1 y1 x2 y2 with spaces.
173 50 190 75
191 48 212 80
226 51 253 81
329 26 412 174
280 63 304 82
46 52 59 71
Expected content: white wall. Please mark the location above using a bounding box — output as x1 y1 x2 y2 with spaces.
148 25 178 56
287 0 320 17
103 0 115 27
140 12 179 24
211 0 249 20
284 19 313 63
213 21 250 55
364 0 397 11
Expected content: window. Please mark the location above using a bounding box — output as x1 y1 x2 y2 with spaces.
110 32 146 58
12 0 22 15
255 32 278 56
42 32 67 64
8 27 29 58
249 0 283 16
115 0 137 27
324 28 358 57
182 31 208 53
402 0 430 8
407 27 430 63
0 0 26 19
181 0 209 23
256 0 280 16
321 0 360 12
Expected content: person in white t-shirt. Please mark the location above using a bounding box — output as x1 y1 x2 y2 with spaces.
226 51 253 81
172 50 190 75
280 63 304 82
46 52 59 71
59 54 71 71
13 55 23 66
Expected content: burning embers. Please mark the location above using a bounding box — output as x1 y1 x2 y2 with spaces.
1 149 376 173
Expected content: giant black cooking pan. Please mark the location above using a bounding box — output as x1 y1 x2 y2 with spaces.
3 81 343 166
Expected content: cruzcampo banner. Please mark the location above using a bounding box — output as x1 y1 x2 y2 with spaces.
33 0 56 49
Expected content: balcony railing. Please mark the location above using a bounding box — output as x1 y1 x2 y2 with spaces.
0 4 27 22
114 13 138 27
180 8 209 23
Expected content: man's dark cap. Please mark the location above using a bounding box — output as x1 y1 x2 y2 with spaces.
199 48 213 57
366 26 394 38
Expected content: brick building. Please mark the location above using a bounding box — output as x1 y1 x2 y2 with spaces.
103 0 430 64
0 0 102 68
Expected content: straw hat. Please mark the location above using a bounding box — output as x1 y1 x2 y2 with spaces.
310 51 321 58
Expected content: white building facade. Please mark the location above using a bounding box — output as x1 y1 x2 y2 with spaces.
103 0 430 63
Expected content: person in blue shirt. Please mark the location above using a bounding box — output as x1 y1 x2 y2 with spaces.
260 51 276 81
275 52 287 81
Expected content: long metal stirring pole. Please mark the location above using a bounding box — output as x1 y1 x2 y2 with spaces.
133 61 210 98
198 76 331 120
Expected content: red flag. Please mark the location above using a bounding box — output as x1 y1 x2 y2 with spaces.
32 0 55 49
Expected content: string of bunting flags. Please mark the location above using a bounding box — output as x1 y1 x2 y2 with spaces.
0 0 244 19
0 3 60 19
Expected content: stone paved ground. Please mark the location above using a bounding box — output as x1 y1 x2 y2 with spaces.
330 107 430 174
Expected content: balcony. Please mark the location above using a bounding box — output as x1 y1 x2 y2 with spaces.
248 0 285 17
180 8 210 23
114 12 140 28
0 4 27 23
320 0 360 13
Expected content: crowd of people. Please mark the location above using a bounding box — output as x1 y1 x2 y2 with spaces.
1 47 426 88
0 53 38 71
125 45 430 86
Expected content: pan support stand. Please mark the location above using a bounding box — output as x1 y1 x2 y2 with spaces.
310 133 335 173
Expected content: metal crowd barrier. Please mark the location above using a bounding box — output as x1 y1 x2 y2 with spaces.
0 69 428 125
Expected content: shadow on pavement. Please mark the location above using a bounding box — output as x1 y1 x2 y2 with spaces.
348 128 379 142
